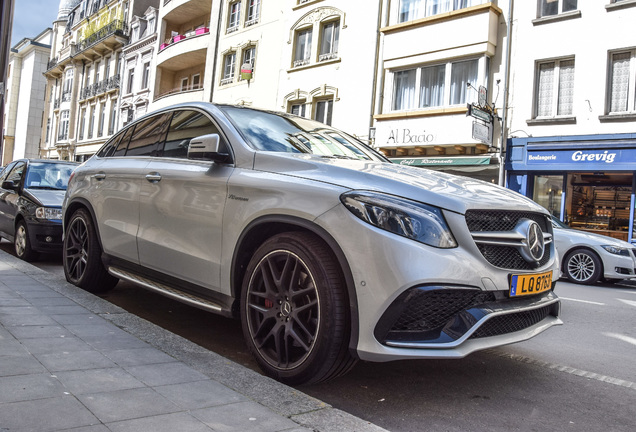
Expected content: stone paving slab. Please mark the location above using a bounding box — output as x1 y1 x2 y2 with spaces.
0 248 388 432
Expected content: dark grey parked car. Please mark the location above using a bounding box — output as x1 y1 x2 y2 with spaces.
0 159 77 261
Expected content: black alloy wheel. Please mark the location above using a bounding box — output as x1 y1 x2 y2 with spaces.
240 232 356 385
64 208 118 293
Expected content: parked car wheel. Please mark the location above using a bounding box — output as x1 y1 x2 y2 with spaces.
63 208 118 293
14 220 38 262
240 232 356 385
564 248 602 284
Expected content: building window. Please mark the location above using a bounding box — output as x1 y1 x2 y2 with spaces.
314 99 333 125
450 59 478 105
535 58 575 117
319 20 339 62
142 62 151 89
222 52 236 85
45 119 51 144
148 17 155 33
539 0 577 17
294 28 312 67
246 0 261 26
109 103 117 135
240 46 255 80
79 108 86 140
420 64 445 108
126 69 134 93
192 74 201 89
88 106 95 139
98 102 106 137
398 0 487 23
104 57 111 80
59 111 70 140
393 69 416 110
391 58 479 111
228 1 241 33
181 77 189 91
609 51 636 113
290 102 306 117
95 61 101 83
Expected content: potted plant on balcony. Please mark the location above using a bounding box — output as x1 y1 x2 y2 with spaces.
195 26 209 35
173 34 186 42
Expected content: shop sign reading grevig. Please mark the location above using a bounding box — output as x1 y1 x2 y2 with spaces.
527 148 636 165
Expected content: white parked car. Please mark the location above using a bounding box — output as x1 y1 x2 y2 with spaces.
551 217 636 284
63 103 562 385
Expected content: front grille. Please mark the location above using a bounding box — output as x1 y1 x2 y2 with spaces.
466 210 552 270
466 210 549 232
477 244 551 270
470 304 553 339
391 289 496 332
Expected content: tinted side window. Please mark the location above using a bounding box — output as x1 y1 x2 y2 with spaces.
126 113 172 157
97 130 125 157
113 125 135 156
162 110 224 158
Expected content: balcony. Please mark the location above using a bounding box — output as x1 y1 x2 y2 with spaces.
80 74 121 100
159 27 209 51
73 20 129 60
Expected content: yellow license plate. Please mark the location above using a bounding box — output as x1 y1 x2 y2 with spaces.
509 271 553 297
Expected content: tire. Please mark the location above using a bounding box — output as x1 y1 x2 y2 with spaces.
63 208 118 293
564 248 602 285
240 232 356 385
14 220 39 262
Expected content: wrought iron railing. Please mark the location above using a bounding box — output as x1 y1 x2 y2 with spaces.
47 57 58 70
74 20 129 56
80 74 120 99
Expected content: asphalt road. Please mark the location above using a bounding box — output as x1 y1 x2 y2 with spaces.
3 239 636 432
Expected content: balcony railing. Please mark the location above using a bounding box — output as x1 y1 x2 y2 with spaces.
155 83 203 101
62 91 72 102
74 20 129 56
80 74 121 99
47 57 58 70
53 99 60 109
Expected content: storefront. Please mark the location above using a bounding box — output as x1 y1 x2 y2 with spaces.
506 133 636 244
390 155 499 184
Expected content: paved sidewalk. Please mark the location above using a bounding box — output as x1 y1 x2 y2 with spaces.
0 249 387 432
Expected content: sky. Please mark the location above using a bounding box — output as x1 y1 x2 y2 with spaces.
10 0 60 46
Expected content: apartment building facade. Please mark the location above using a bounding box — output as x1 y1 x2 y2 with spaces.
42 0 158 161
371 0 507 184
504 0 636 243
2 29 52 164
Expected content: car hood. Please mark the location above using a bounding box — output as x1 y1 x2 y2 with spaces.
23 188 66 207
554 227 634 248
252 153 543 214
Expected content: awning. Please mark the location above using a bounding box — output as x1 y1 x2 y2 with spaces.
389 156 493 166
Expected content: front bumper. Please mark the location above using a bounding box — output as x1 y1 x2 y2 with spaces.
316 204 562 362
26 219 63 253
601 249 636 279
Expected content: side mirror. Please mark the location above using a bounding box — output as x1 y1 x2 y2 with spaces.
1 180 18 190
187 134 230 163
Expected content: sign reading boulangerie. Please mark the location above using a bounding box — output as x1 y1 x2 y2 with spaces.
527 148 636 165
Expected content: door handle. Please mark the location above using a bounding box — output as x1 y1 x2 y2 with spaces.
92 173 106 180
145 173 162 182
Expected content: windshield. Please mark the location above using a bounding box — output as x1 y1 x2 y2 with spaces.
26 162 75 190
220 106 387 162
551 215 570 229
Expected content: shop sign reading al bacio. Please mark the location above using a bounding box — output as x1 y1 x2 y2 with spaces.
385 128 436 145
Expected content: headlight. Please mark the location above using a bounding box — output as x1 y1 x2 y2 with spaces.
601 245 630 256
340 191 457 248
35 207 62 221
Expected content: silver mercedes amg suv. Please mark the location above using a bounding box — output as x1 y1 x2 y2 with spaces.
62 103 561 385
